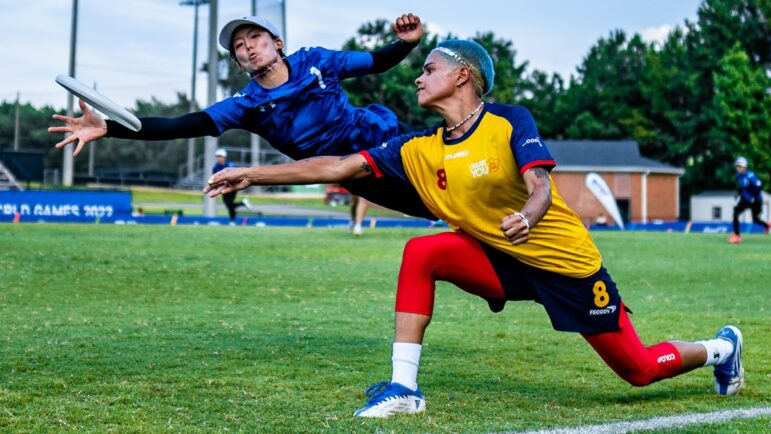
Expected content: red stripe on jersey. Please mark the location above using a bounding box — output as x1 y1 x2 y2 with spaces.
520 159 556 174
360 151 383 178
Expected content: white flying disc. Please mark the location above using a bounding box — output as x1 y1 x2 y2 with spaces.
55 74 142 132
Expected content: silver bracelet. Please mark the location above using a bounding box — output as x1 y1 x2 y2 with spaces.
514 212 529 229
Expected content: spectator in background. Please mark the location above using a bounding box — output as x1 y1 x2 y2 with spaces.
729 156 769 243
350 196 368 236
213 149 252 224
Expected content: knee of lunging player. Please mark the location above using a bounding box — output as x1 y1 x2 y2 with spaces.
394 236 442 316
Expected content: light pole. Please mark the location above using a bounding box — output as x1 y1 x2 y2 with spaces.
203 0 218 217
14 92 20 151
63 0 78 186
249 0 262 175
180 0 209 177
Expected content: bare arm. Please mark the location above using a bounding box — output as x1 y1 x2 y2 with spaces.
203 154 373 197
500 166 552 245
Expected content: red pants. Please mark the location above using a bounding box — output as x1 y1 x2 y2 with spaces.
395 232 683 387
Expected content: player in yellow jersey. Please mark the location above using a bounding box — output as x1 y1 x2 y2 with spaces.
205 39 745 417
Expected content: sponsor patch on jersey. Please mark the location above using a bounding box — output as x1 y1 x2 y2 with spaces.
588 304 617 316
469 159 491 178
445 150 469 160
522 137 543 147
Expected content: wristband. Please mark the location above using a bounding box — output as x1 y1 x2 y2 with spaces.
514 212 529 229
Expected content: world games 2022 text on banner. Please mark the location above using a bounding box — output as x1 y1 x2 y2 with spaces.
0 191 132 222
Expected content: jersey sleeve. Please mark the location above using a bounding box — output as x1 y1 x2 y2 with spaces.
202 95 247 135
359 135 412 184
313 46 373 79
506 106 556 174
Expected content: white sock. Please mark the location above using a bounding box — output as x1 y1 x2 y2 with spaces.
391 342 422 391
697 338 734 366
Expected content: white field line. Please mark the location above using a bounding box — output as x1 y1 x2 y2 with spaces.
505 407 771 434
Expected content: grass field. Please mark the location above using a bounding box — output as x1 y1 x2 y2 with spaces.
1 225 769 433
130 187 405 218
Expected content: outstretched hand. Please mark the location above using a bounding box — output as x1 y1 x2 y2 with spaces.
48 99 108 157
203 167 252 198
392 13 423 44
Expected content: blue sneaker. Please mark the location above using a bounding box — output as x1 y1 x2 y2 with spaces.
353 381 425 418
713 325 744 396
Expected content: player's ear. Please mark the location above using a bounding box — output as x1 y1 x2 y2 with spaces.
456 67 471 88
275 38 284 51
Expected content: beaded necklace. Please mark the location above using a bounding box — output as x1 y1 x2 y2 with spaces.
445 101 484 132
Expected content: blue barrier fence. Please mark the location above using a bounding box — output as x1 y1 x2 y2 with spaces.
589 221 767 234
0 190 132 221
0 190 767 232
0 212 441 228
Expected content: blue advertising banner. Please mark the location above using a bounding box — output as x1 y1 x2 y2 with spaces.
0 190 132 221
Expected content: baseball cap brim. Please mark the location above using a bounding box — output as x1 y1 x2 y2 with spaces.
219 16 282 51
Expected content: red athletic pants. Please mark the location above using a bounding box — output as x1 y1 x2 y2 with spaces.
395 232 683 386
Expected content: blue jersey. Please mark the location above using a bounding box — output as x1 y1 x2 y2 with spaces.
212 160 234 174
737 169 762 202
203 47 399 161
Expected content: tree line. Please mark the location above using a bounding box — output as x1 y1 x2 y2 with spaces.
1 0 768 198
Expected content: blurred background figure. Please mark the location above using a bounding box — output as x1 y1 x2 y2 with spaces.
729 156 768 243
350 196 368 236
213 148 252 225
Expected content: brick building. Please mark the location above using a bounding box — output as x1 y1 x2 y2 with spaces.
547 141 684 227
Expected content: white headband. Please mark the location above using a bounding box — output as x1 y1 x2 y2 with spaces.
432 47 469 67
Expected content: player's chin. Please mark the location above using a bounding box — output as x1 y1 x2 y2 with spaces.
416 93 432 108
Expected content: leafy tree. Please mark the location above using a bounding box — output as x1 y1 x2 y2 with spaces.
712 43 770 185
341 19 441 128
88 93 192 174
519 70 566 139
560 30 653 141
0 101 65 171
644 0 770 196
696 0 769 68
473 31 529 106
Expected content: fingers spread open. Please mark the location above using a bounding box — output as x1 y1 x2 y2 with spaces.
73 141 85 157
54 134 78 149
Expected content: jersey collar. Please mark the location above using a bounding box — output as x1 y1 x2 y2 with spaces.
442 103 489 145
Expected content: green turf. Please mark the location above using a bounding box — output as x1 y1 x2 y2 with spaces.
131 188 404 218
0 226 768 433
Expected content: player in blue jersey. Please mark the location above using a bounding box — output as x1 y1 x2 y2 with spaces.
212 148 252 224
728 156 768 243
50 13 435 221
205 39 746 417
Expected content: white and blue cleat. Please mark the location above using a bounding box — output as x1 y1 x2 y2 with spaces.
353 381 425 418
713 325 744 396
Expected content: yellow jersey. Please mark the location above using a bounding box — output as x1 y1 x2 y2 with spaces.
362 103 601 278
